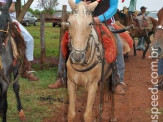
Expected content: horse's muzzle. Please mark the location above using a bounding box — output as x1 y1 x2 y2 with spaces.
70 50 86 64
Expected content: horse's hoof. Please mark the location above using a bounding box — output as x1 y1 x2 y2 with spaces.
124 58 129 62
109 116 118 122
19 109 26 120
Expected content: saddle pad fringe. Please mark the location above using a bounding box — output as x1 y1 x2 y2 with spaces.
10 36 20 59
113 22 133 49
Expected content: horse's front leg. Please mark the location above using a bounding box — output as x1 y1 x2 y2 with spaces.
133 39 137 56
13 67 25 120
68 79 76 122
0 83 8 122
84 81 98 122
142 36 151 59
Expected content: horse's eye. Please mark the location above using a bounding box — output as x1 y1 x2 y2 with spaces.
89 22 93 26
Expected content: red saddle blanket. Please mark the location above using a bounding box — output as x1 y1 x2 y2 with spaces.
61 24 133 63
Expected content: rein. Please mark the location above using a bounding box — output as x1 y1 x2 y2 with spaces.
0 27 22 85
0 22 9 33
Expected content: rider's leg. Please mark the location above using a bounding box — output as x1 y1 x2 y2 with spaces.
48 49 67 89
113 32 126 95
11 18 38 81
137 37 145 50
158 58 163 90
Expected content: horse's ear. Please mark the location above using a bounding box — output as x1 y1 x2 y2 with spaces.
68 0 77 10
87 1 98 11
5 0 12 10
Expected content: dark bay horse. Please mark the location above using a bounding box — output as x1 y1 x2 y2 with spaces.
0 0 26 121
114 10 158 58
151 7 163 58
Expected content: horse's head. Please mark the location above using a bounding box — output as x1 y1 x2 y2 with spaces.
67 0 98 64
151 8 163 58
0 0 12 53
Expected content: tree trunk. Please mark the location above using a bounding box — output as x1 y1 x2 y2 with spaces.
17 0 34 22
15 0 21 18
40 14 46 64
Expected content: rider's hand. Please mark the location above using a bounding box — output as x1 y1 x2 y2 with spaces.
85 1 91 5
93 17 101 24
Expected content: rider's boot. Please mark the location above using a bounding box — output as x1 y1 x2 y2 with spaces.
21 57 39 81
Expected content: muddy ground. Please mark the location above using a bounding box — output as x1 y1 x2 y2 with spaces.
44 51 163 122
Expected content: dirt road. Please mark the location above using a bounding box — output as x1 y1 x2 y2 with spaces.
45 51 163 122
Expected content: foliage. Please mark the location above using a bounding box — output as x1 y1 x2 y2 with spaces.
37 0 59 15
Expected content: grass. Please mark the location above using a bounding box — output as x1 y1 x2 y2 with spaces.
0 23 66 122
26 22 60 58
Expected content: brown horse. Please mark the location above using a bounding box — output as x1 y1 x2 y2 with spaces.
66 0 116 122
151 7 163 58
114 10 158 58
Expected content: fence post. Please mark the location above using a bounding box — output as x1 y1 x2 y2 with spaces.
59 5 67 56
40 13 46 64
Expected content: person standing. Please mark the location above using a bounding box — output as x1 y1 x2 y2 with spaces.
128 0 137 14
136 6 147 50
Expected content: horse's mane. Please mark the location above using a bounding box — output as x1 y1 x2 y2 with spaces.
75 2 88 22
11 23 26 59
117 10 126 19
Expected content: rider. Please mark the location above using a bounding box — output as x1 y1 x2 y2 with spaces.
48 0 126 95
1 0 39 81
157 58 163 90
136 6 147 50
128 0 137 15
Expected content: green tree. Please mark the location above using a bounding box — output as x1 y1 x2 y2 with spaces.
37 0 59 15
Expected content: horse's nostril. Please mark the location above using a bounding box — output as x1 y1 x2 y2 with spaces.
70 51 85 63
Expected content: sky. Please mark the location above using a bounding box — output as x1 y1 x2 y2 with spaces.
28 0 162 12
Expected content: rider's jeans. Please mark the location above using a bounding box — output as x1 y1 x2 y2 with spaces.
113 32 125 83
137 37 145 50
57 49 67 81
158 58 163 76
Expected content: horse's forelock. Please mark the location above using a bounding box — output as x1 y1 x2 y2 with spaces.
77 2 88 17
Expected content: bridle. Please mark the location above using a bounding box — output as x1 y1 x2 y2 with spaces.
0 22 9 33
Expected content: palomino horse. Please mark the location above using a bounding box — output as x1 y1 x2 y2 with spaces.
151 7 163 58
114 10 158 58
0 0 26 121
67 0 116 122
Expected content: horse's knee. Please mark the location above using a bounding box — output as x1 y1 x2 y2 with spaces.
84 111 93 122
13 82 20 92
68 111 76 122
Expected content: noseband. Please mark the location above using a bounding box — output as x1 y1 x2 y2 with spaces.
69 30 93 64
0 22 9 33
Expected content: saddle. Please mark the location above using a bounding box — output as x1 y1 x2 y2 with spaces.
61 23 133 63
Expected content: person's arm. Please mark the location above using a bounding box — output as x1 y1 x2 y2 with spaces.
9 2 15 13
98 0 118 22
